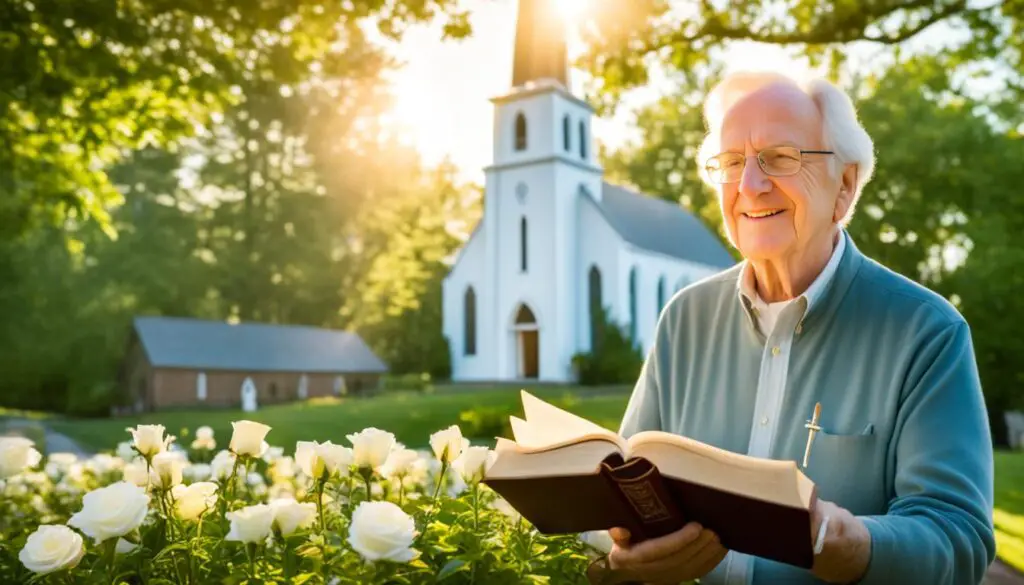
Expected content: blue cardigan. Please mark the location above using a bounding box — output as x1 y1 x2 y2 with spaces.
619 230 996 584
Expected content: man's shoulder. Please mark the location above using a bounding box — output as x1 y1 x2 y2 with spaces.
666 264 743 309
854 254 965 332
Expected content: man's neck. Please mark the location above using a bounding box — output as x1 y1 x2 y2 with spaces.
751 229 839 303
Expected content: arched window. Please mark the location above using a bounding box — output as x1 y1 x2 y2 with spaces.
629 266 638 341
578 120 587 159
464 286 477 355
514 304 537 325
514 112 527 151
657 276 666 315
196 372 207 401
563 115 571 152
588 265 602 350
520 216 528 272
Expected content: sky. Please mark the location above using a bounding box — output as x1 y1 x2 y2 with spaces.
377 0 816 184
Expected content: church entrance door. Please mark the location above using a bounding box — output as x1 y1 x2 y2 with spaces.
512 303 539 379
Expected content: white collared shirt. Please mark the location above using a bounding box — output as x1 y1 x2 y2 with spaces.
708 230 846 585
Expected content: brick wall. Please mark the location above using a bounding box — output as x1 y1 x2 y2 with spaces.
149 368 380 410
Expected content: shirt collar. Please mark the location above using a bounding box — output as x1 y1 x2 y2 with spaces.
737 229 847 313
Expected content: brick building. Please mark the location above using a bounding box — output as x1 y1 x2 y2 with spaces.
120 316 388 412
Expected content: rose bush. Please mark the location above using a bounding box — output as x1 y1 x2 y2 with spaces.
0 421 605 584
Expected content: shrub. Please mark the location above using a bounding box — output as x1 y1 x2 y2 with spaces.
0 422 607 584
573 307 644 385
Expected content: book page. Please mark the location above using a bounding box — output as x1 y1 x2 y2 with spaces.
515 390 625 451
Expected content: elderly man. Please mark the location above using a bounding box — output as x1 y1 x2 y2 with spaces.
599 71 996 584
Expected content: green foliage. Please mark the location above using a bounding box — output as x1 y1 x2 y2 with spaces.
0 0 472 241
458 406 514 440
0 424 604 583
573 0 1018 114
573 307 644 386
380 373 436 394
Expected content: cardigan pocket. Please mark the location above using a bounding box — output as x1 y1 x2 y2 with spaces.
807 423 881 514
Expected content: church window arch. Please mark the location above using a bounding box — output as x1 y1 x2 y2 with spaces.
588 265 602 350
629 266 638 341
579 120 588 159
464 286 477 355
514 112 527 151
520 216 528 272
563 115 571 152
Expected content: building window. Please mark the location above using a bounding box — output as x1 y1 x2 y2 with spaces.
629 266 638 341
515 112 527 151
588 265 602 350
563 115 571 152
464 286 477 355
298 374 309 399
579 120 587 159
196 372 207 401
657 276 666 315
520 216 528 272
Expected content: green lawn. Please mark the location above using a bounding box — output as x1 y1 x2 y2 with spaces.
994 450 1024 573
48 385 632 454
42 388 1024 573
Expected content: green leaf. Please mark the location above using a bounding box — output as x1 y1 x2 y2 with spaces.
436 558 468 581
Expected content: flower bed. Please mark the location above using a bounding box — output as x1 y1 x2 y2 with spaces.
0 421 608 583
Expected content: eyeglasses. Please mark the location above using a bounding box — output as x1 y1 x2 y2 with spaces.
704 146 834 184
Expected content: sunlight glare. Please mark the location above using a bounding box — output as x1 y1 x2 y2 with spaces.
554 0 590 22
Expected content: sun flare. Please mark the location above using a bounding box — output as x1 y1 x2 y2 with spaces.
554 0 590 21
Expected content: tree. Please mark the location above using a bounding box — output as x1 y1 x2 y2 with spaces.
342 159 482 378
574 0 1019 113
0 0 471 242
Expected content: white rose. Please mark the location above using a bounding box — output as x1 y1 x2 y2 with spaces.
225 504 275 544
122 460 150 487
184 463 212 482
346 428 396 470
44 453 78 479
210 450 237 480
116 538 139 556
18 525 85 575
347 501 419 563
196 426 215 442
429 425 467 464
0 437 42 479
229 421 271 457
269 498 316 536
171 482 218 521
380 448 420 480
116 441 138 462
262 446 284 463
270 456 296 481
191 437 216 451
68 481 150 543
150 452 185 489
580 530 615 554
126 425 173 458
86 454 122 476
453 446 495 484
295 441 352 480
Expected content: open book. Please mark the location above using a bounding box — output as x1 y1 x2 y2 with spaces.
481 391 818 569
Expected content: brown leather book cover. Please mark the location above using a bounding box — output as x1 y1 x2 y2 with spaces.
482 453 815 569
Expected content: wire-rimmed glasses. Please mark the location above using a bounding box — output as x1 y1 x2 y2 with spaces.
704 146 834 184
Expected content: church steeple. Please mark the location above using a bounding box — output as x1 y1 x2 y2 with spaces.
511 0 569 89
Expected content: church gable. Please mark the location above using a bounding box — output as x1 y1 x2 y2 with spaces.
592 182 736 269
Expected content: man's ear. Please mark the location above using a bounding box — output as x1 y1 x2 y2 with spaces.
833 164 858 223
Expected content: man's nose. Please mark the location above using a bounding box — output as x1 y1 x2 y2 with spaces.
738 156 771 199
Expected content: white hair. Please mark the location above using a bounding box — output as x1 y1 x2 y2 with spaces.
696 71 876 226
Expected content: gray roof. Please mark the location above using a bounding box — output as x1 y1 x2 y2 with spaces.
132 316 388 374
596 182 736 269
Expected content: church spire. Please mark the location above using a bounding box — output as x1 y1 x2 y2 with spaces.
511 0 569 89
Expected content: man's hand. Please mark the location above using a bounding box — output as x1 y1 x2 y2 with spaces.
810 498 872 584
606 523 727 584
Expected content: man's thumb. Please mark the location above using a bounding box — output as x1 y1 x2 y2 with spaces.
609 527 631 545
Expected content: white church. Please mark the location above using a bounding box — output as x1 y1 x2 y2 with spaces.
441 0 736 383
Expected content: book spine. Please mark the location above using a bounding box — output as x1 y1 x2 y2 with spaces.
601 460 683 541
